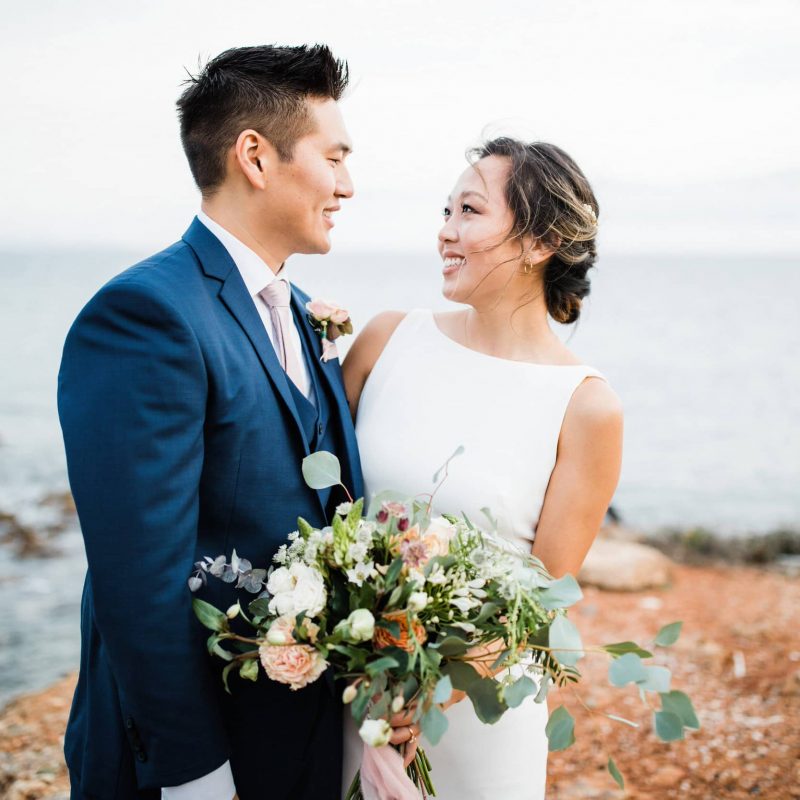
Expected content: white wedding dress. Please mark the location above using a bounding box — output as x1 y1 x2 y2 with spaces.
342 309 607 799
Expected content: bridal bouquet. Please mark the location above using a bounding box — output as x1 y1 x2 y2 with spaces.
190 451 698 798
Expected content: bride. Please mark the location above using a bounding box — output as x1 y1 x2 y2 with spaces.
340 137 623 799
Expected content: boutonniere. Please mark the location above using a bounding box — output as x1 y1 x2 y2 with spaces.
305 299 354 362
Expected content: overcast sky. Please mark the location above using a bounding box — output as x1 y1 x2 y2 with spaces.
1 0 797 254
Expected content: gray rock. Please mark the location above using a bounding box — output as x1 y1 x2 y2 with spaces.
578 538 673 591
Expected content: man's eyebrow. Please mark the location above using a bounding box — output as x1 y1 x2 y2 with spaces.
332 141 353 155
446 190 489 203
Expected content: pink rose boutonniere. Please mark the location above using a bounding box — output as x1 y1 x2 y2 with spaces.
305 299 353 362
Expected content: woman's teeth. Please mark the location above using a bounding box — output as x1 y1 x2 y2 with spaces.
443 257 466 268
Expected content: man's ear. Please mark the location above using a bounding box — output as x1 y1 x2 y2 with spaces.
233 129 278 190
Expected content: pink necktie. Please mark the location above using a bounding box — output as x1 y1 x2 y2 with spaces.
259 279 306 391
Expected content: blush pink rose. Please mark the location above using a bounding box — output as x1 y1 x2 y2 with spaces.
306 298 349 323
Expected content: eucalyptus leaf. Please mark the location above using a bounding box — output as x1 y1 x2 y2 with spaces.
545 705 576 751
480 507 498 531
607 757 625 789
637 665 671 694
193 598 228 633
654 710 685 741
504 676 537 708
601 641 654 659
472 601 501 626
433 675 454 705
443 660 481 692
540 574 583 610
534 675 552 704
549 615 583 667
655 621 683 646
433 635 469 657
608 653 647 687
660 690 700 729
467 678 507 724
365 656 400 677
421 705 449 745
302 451 341 489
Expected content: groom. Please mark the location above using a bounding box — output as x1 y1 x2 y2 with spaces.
58 45 362 800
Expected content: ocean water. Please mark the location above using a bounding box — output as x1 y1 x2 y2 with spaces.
1 247 799 701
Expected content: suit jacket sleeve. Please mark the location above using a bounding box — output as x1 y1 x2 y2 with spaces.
58 278 231 788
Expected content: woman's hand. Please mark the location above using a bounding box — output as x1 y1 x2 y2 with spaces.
388 705 421 768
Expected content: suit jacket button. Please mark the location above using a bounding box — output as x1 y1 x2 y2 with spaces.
317 423 324 436
136 750 147 762
125 717 134 730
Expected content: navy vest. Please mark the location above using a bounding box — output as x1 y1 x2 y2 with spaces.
289 305 347 513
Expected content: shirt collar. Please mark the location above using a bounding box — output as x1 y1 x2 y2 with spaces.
196 210 289 297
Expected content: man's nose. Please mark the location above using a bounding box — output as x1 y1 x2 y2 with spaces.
336 165 354 199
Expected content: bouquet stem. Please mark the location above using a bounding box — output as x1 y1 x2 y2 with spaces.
344 747 435 799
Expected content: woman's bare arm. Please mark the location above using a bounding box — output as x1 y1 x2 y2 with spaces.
531 377 624 578
341 311 406 420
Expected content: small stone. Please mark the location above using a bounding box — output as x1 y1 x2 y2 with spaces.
578 539 673 591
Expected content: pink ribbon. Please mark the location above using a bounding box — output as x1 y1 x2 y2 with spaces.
321 339 339 362
359 743 420 800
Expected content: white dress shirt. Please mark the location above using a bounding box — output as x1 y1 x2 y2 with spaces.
197 210 313 401
162 213 314 800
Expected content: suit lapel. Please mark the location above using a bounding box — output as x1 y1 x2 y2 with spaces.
182 218 311 455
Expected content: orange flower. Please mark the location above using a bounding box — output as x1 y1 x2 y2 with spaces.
373 609 427 652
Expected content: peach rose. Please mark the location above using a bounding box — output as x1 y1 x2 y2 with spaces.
259 616 326 690
373 609 427 653
258 639 327 691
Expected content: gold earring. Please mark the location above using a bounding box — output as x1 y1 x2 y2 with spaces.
523 257 534 274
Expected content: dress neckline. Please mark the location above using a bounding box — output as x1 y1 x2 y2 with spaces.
424 309 591 370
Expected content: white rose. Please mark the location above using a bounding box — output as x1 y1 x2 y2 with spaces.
408 592 429 613
267 566 294 595
345 609 375 642
287 562 327 618
359 718 392 747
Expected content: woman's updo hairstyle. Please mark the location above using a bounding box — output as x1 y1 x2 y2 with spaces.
469 138 599 324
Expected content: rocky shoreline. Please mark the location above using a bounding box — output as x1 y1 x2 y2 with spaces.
1 561 798 799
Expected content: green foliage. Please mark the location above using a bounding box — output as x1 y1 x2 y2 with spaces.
549 615 583 667
601 641 653 659
607 757 625 789
637 665 672 694
545 705 576 751
421 705 449 745
432 635 469 657
443 660 481 692
302 450 341 489
467 678 507 724
433 675 453 704
539 574 583 610
504 676 537 708
608 653 647 687
655 621 683 646
239 658 259 682
193 598 228 633
654 710 685 741
660 690 700 729
365 656 400 677
297 516 315 539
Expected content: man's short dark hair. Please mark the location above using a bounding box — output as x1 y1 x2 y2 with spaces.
176 44 349 193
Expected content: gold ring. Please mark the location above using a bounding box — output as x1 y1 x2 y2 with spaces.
407 726 417 744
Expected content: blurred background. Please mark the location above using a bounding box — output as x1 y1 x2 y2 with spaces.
1 2 798 797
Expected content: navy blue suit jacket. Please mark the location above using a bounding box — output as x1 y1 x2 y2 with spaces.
58 218 363 799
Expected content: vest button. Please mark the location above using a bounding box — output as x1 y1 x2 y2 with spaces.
318 423 324 436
